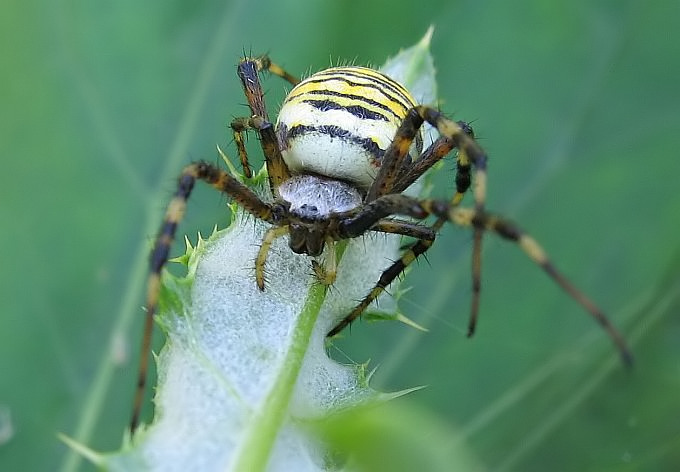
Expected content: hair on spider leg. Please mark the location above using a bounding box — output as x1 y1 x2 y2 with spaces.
240 45 252 64
308 265 340 296
238 210 261 236
394 268 408 283
417 250 432 269
248 259 272 289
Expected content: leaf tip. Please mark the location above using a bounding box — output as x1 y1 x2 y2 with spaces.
420 25 435 48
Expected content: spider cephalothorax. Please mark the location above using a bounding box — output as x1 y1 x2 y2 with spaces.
130 54 632 433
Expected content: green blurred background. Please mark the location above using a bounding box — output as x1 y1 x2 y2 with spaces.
2 0 679 470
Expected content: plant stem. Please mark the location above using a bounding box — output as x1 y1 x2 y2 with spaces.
232 282 327 472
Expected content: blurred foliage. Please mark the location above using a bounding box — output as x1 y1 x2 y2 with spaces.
1 0 679 471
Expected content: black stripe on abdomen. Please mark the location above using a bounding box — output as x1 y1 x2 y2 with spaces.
301 98 390 121
293 77 411 115
315 69 414 111
286 124 385 162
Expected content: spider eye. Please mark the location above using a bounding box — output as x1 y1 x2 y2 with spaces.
296 203 321 219
300 203 318 212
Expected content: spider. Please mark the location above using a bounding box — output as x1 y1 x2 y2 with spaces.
130 55 632 433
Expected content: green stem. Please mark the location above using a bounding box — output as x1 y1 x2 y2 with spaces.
233 282 327 472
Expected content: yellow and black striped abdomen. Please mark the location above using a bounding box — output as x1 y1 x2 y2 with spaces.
276 66 421 191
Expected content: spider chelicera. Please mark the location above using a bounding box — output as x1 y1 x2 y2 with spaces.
129 55 632 433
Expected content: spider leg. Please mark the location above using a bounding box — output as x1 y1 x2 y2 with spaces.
398 143 486 336
371 220 436 241
311 238 338 286
230 56 300 179
237 58 295 192
367 108 486 206
376 112 485 336
131 161 278 433
393 120 473 194
249 54 301 86
336 194 632 365
422 202 633 365
393 136 453 192
327 219 436 337
327 192 462 337
255 226 290 290
452 147 484 338
395 145 484 335
229 115 286 180
229 117 256 178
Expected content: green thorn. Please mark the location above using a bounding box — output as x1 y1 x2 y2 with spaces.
58 433 105 466
217 144 242 179
395 312 429 332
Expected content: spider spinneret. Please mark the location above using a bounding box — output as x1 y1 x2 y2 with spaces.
129 54 632 434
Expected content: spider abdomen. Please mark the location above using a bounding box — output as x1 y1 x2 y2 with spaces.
276 66 422 192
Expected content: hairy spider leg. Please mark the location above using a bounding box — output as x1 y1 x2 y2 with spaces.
130 161 277 433
393 128 487 335
252 54 301 87
326 219 437 338
230 116 256 179
332 194 633 366
328 133 476 338
392 120 473 193
233 56 298 186
367 107 486 205
424 201 634 366
255 226 290 290
419 112 487 334
371 220 437 241
327 148 471 338
366 107 490 334
310 238 339 286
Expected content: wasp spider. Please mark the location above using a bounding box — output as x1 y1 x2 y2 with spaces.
130 55 632 432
